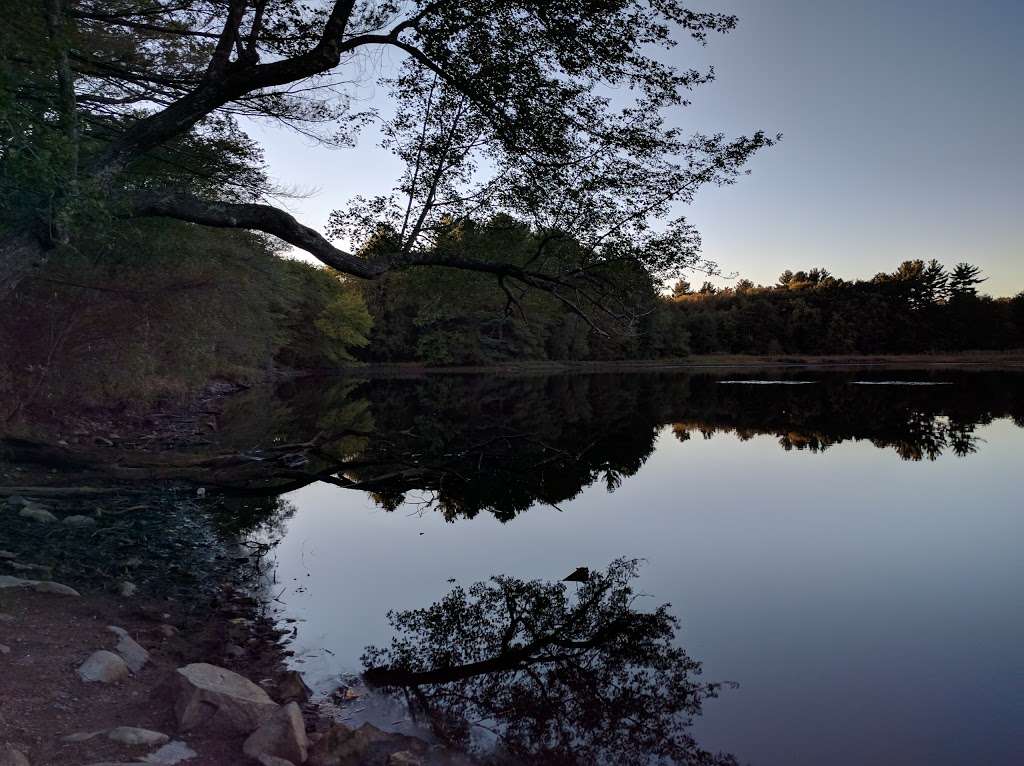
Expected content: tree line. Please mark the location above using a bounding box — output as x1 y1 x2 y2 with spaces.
665 260 1024 355
347 226 1023 363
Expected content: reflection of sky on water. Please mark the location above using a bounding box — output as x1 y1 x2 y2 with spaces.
267 416 1022 766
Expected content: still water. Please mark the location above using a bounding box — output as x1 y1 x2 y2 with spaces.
235 370 1023 765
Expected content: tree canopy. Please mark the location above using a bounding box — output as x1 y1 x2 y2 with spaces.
1 0 774 323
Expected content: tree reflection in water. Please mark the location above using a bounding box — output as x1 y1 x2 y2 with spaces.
216 370 1024 521
361 559 736 766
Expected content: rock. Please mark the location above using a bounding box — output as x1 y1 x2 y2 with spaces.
276 670 312 704
387 752 423 766
172 663 278 734
0 743 30 766
61 731 102 742
0 576 79 596
108 626 150 673
140 740 197 764
18 506 57 523
63 515 96 527
223 642 246 659
31 581 80 596
256 756 296 766
0 613 14 624
242 702 308 765
0 644 10 655
0 551 16 560
118 581 137 597
5 496 30 508
157 624 179 638
78 650 130 683
307 722 425 766
105 727 170 747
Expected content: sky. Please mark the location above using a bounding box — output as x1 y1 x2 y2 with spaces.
246 0 1023 296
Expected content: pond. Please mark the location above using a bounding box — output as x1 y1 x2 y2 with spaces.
229 370 1023 765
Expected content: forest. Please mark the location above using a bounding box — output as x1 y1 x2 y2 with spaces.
1 0 1020 415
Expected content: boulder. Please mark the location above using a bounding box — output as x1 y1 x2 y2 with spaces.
0 744 30 766
172 663 278 734
108 626 150 673
276 671 312 703
78 650 130 683
106 727 169 747
140 740 197 764
242 702 308 765
18 506 56 523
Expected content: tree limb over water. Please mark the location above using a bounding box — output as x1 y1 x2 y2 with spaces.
2 0 775 322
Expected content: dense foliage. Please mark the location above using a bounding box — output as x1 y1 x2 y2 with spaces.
0 220 370 417
666 261 1024 355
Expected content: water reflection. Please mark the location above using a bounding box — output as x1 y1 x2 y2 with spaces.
217 370 1024 519
361 558 736 766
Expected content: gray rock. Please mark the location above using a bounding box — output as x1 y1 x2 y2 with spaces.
140 740 197 764
0 743 30 766
257 756 295 766
60 731 102 743
78 650 130 683
18 506 57 523
117 581 137 597
172 663 278 734
0 613 14 624
108 626 150 673
0 550 15 560
0 576 79 596
32 581 80 596
305 725 430 766
5 496 30 508
157 624 178 638
63 515 96 527
243 702 308 765
276 670 312 704
0 644 10 655
105 727 169 747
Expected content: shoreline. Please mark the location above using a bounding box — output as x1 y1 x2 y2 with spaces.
316 351 1024 377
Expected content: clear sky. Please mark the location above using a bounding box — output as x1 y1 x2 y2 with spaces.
247 0 1023 296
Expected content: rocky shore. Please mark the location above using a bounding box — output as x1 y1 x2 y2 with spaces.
0 493 473 766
